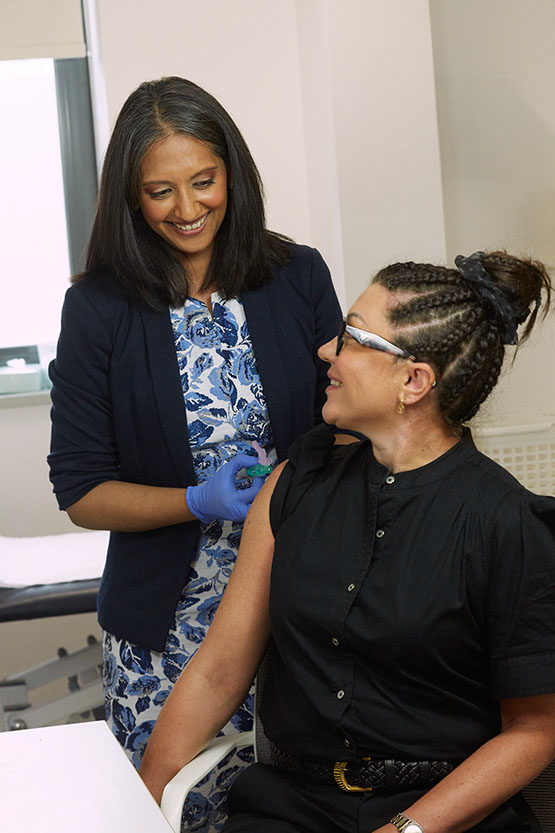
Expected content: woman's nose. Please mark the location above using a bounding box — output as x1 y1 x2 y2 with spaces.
318 337 336 363
174 188 198 221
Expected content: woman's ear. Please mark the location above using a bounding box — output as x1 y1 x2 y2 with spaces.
402 363 437 405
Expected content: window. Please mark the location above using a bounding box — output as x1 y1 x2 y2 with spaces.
0 1 97 397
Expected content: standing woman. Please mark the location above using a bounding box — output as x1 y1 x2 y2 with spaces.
47 76 341 784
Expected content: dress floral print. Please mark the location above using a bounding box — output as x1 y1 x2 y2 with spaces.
103 294 276 830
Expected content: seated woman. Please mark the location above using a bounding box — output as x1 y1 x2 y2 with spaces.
139 251 555 833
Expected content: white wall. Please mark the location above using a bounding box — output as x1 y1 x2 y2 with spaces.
95 0 313 250
429 0 555 427
0 398 74 537
326 0 446 302
92 0 446 305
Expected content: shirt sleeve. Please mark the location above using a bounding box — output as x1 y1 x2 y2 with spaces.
48 283 121 509
308 248 342 422
487 489 555 698
269 423 338 536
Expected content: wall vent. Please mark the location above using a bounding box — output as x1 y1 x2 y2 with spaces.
474 421 555 496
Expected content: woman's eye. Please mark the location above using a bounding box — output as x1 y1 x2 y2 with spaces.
149 188 171 199
194 178 215 189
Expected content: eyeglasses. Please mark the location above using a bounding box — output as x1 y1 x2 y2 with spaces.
336 319 416 361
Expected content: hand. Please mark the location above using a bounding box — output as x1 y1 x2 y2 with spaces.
186 453 265 524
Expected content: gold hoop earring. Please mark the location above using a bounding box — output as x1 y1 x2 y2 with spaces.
397 395 406 415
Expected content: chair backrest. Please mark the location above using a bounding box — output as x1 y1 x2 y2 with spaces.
521 760 555 833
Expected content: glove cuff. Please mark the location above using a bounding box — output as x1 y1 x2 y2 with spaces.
185 484 211 524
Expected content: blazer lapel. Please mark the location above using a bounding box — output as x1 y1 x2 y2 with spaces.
139 305 197 486
242 283 292 461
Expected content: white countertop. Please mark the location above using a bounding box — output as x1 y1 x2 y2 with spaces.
0 720 173 832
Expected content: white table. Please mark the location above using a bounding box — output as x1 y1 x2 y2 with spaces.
0 720 173 832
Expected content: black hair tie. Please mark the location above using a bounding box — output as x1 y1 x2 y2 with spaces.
454 251 520 345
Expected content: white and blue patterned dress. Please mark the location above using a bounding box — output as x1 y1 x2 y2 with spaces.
103 293 276 830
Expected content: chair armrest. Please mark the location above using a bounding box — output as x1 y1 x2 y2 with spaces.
160 731 255 832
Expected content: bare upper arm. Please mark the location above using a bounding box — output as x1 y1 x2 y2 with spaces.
195 462 288 684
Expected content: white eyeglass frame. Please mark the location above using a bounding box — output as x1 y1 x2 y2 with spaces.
337 320 416 361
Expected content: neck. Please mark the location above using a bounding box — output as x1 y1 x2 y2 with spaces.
179 251 213 299
364 414 460 473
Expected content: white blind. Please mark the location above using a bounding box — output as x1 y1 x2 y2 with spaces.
0 0 85 60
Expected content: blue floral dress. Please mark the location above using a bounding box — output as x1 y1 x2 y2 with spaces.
103 293 276 830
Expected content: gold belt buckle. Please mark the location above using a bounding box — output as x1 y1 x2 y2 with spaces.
333 757 373 792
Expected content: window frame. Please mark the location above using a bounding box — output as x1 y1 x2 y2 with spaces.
55 56 98 274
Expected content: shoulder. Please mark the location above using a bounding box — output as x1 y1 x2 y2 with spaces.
270 243 331 284
462 442 555 541
62 268 137 329
286 422 363 468
270 424 362 533
445 432 525 499
471 446 538 502
468 445 523 492
266 244 339 326
67 267 127 307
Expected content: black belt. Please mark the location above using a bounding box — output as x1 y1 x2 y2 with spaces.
269 745 457 793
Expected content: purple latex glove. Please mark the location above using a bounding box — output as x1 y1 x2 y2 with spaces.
186 452 266 524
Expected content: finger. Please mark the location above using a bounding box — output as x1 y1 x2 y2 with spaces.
237 476 265 502
227 452 258 474
231 504 249 522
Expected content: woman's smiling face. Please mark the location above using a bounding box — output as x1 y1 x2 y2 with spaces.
318 282 409 433
138 132 228 278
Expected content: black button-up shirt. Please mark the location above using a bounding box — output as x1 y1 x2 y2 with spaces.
263 424 555 762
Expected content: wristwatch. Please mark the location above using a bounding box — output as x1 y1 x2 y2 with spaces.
390 812 425 833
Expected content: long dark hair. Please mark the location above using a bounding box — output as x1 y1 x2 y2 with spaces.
75 77 291 307
374 251 552 426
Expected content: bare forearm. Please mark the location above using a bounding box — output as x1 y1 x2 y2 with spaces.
377 705 555 833
139 657 251 804
66 480 196 531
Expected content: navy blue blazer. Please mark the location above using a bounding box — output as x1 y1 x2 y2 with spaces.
48 244 342 650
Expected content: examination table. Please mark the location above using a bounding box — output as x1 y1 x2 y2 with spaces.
0 530 108 730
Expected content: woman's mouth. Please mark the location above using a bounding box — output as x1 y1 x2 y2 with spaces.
171 214 209 235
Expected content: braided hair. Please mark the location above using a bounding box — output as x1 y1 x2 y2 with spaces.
373 252 552 426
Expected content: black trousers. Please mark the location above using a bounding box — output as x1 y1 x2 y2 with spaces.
222 763 540 833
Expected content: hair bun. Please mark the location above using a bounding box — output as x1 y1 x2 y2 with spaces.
455 252 520 345
479 251 551 346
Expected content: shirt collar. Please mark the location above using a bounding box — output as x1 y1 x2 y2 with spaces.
365 429 478 488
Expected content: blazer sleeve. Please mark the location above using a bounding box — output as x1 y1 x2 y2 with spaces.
48 283 121 509
308 248 343 419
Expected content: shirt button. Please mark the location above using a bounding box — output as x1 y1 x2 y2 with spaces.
344 738 351 748
386 475 395 484
332 637 339 646
337 689 345 699
376 529 385 538
347 583 355 592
